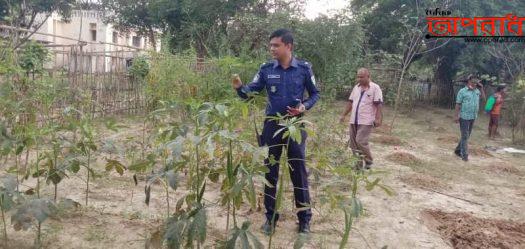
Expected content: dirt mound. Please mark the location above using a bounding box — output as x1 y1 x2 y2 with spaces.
413 120 428 126
437 135 459 144
422 209 525 249
470 146 493 157
432 126 447 133
385 152 421 166
400 173 448 190
486 163 523 176
374 124 392 134
371 135 403 146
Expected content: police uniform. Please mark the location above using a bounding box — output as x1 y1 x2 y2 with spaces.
236 57 320 226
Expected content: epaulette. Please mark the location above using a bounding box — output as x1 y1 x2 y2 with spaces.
297 60 312 69
260 61 273 69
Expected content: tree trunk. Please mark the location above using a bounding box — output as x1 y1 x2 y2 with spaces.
148 27 156 50
195 38 208 72
434 62 456 108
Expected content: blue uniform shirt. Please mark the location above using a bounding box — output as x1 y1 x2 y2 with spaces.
236 57 320 116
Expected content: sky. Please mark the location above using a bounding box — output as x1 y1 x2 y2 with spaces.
304 0 349 19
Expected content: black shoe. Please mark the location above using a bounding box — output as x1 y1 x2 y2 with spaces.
298 223 310 234
365 162 373 170
454 150 461 157
462 156 468 162
261 220 276 236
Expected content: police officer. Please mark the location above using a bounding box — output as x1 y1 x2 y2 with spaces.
232 29 320 235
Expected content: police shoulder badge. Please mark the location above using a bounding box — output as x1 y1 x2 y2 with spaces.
311 75 316 85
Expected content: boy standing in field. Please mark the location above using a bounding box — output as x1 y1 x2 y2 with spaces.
488 85 506 139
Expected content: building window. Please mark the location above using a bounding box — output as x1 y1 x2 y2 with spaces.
89 23 97 41
132 36 141 47
112 32 118 43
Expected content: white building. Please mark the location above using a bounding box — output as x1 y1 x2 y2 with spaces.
31 9 160 72
34 9 161 51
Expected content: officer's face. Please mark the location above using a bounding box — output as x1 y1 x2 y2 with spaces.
269 37 292 60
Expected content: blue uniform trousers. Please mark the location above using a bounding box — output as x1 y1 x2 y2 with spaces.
261 118 312 225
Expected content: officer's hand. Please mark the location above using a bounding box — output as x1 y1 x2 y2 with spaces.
287 104 305 116
232 74 242 89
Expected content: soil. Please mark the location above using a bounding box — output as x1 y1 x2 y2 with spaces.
385 152 421 166
370 135 403 146
2 105 524 249
486 163 523 176
470 146 493 157
400 173 449 190
437 135 459 144
422 209 525 249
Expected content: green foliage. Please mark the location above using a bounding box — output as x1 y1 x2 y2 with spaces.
145 53 261 109
105 159 126 176
294 14 365 92
19 41 49 75
1 0 75 50
163 205 207 249
128 55 150 80
101 0 163 47
11 198 56 231
221 221 263 249
506 76 525 144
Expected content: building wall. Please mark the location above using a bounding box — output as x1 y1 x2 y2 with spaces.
33 10 160 51
31 10 161 72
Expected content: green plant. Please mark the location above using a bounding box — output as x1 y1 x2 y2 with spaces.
11 198 57 247
0 175 19 245
506 77 525 144
18 41 49 76
129 55 150 80
77 119 97 206
221 221 263 249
